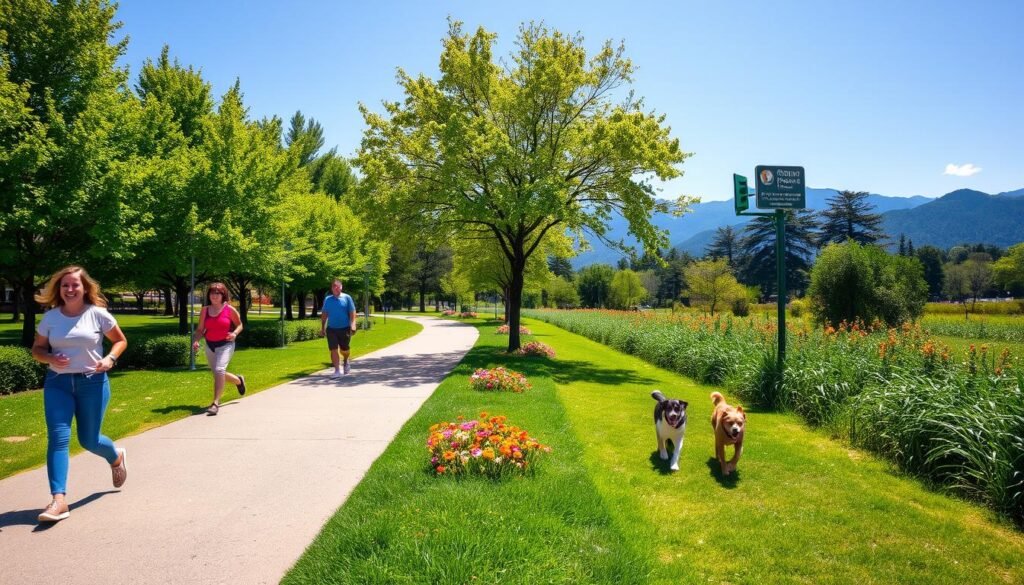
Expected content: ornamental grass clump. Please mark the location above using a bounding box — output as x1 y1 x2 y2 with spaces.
516 341 555 358
496 324 531 335
426 413 552 477
469 367 531 393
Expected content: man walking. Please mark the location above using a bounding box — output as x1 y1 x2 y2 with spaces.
320 278 357 377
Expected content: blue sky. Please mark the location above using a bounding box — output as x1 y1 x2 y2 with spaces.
117 1 1022 202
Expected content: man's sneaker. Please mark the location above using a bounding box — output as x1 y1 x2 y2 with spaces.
112 448 127 488
38 499 69 523
330 370 342 379
343 361 351 375
237 374 247 396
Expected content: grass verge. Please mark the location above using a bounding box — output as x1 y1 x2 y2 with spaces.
0 317 421 479
285 317 1024 585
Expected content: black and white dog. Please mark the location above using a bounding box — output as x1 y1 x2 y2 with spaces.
652 390 688 471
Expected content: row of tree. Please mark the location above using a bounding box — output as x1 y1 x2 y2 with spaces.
1 1 384 346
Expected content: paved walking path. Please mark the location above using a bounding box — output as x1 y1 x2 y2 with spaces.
0 316 477 585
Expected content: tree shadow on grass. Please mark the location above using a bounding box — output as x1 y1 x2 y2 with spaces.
0 490 118 533
706 457 740 488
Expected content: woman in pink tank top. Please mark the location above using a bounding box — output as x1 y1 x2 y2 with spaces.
191 282 246 415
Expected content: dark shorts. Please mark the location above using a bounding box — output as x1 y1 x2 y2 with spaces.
326 327 352 351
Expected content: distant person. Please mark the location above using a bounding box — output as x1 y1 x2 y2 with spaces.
30 266 128 523
320 278 357 377
191 282 246 415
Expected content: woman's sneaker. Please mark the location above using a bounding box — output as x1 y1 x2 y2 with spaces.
112 448 127 488
38 499 70 523
237 375 247 396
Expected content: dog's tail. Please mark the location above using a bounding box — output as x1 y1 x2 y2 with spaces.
710 391 725 405
652 390 667 403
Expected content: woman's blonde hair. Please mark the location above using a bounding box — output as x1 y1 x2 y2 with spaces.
35 266 108 309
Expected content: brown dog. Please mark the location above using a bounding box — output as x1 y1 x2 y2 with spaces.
710 391 745 476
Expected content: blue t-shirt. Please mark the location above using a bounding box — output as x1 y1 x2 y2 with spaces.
323 293 355 328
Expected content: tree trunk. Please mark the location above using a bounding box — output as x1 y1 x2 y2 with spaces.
10 281 22 322
285 289 294 320
19 276 37 347
297 291 307 319
419 286 426 312
175 281 191 334
163 287 174 316
133 290 145 313
507 263 526 352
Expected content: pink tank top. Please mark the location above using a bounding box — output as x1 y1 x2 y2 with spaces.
204 306 233 342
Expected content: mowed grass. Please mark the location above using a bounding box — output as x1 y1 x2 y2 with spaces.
285 317 1024 585
0 316 422 479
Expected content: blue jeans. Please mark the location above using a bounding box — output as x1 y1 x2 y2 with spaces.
43 371 119 495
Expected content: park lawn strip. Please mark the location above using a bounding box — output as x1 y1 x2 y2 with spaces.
283 319 650 585
524 317 1024 585
0 317 421 479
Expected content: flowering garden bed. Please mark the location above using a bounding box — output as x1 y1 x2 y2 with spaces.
470 367 531 393
427 413 551 477
496 324 531 335
515 341 555 358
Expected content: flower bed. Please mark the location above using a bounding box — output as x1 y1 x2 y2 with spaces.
469 367 531 393
496 324 531 335
441 310 457 316
427 413 551 476
460 311 478 318
516 341 555 358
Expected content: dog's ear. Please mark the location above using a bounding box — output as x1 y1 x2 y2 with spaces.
680 401 689 410
736 405 745 418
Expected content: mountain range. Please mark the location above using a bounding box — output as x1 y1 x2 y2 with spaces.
569 187 1024 268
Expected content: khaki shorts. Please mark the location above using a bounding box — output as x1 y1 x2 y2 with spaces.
204 340 235 374
326 327 352 351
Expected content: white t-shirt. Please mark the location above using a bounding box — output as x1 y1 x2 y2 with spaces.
37 305 118 374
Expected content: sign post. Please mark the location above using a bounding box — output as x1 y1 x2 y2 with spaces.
734 166 806 375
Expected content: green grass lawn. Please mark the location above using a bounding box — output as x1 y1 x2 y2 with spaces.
284 317 1023 585
0 316 422 480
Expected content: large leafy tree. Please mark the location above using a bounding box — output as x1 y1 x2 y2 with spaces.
740 210 819 297
993 243 1024 295
818 190 886 247
684 259 743 316
0 0 136 345
576 264 615 308
356 21 692 350
131 46 213 332
609 269 647 310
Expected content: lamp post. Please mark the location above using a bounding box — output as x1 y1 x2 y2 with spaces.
363 264 371 330
189 255 196 370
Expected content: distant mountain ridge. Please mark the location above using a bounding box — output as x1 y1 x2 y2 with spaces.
880 189 1024 250
570 188 933 267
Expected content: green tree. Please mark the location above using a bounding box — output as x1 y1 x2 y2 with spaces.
355 21 692 350
0 0 136 345
546 276 579 308
817 190 886 247
706 225 741 266
609 269 647 309
547 256 574 280
683 259 742 316
656 248 690 306
943 262 970 317
963 253 994 309
740 209 819 298
576 264 615 308
915 245 946 299
993 243 1024 293
808 241 927 327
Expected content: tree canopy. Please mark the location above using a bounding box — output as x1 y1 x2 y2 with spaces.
355 20 692 349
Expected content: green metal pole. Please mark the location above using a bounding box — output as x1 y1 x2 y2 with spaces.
775 209 786 370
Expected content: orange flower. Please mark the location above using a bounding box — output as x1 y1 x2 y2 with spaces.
443 450 456 461
436 465 446 473
482 448 495 460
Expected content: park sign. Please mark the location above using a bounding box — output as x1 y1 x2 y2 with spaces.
755 165 806 209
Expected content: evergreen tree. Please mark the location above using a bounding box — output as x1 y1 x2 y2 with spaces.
817 190 886 247
547 256 574 280
898 234 907 256
740 209 818 297
706 225 741 266
915 245 945 299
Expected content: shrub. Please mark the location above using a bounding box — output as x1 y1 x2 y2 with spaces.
286 321 322 341
731 296 750 317
469 367 531 393
426 413 551 477
496 324 531 335
240 322 284 348
0 345 47 395
441 309 457 316
789 299 805 318
140 335 190 368
809 241 927 327
460 311 478 318
516 341 555 358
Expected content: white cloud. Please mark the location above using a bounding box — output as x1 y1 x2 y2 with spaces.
944 163 982 177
